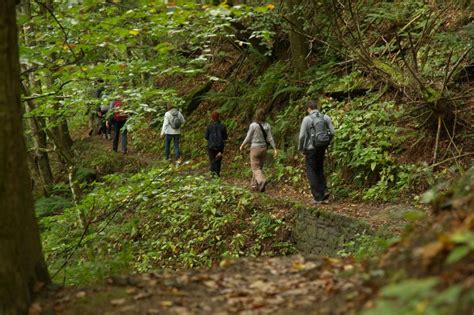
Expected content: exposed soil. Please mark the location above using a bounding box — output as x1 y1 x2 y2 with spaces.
32 255 372 315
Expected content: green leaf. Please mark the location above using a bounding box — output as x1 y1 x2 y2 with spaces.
381 278 438 300
446 246 471 264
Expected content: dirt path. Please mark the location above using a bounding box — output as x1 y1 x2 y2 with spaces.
81 134 425 233
32 255 371 315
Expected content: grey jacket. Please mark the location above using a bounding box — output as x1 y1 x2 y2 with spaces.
161 108 185 135
298 110 335 151
242 122 276 149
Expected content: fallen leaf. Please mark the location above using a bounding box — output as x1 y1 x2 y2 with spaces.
126 287 137 295
110 298 127 306
75 291 86 298
134 291 152 300
160 300 174 307
414 241 445 260
28 303 42 315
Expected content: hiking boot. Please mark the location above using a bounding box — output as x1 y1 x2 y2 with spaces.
258 181 267 193
323 192 330 201
313 199 329 205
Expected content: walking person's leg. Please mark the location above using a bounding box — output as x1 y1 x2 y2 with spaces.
208 149 218 176
215 151 222 176
314 146 327 198
121 123 128 154
305 150 323 202
164 134 171 160
250 147 266 192
112 120 120 152
174 135 181 160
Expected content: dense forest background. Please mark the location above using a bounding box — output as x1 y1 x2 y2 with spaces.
2 0 473 313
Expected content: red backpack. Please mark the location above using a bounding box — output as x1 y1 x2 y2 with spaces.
113 100 128 122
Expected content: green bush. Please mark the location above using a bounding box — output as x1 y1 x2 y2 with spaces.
41 163 294 285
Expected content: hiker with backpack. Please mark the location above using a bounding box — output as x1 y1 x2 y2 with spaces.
97 93 112 140
205 112 228 177
110 99 128 154
161 104 185 162
239 109 277 192
88 79 105 136
298 100 335 204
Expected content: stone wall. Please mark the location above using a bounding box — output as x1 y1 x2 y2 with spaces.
292 207 372 256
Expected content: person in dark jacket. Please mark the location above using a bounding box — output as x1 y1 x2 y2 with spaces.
205 112 228 177
298 100 335 204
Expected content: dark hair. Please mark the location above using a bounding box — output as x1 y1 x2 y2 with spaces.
167 103 174 110
255 109 266 123
307 100 319 110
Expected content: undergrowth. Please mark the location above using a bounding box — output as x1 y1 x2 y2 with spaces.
40 163 294 285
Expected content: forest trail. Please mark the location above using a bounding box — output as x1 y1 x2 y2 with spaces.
27 134 426 314
86 133 422 234
33 255 370 315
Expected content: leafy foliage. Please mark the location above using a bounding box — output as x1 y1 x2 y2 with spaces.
41 163 293 285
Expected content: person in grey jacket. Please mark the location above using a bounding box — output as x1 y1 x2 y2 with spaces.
240 109 278 192
161 104 185 161
298 100 335 204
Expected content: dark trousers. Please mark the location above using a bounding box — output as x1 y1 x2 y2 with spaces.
305 146 328 201
208 149 223 176
99 113 111 137
165 134 180 160
113 120 128 153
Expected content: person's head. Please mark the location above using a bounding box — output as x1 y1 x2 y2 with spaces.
167 103 174 111
211 111 220 121
306 100 319 113
255 109 266 123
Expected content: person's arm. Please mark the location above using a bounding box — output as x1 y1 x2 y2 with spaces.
266 125 276 150
161 113 168 136
266 125 278 157
179 112 185 126
222 125 228 141
324 115 335 135
205 124 210 140
240 124 254 151
298 117 309 152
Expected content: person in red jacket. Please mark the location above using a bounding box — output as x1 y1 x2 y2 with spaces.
110 99 128 154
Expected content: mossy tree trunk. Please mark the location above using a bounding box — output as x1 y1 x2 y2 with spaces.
287 0 309 75
0 0 50 313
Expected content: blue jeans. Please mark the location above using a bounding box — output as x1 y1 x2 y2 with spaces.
113 120 128 153
305 146 328 201
165 134 180 160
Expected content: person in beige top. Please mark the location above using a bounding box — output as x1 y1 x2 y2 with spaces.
239 109 278 192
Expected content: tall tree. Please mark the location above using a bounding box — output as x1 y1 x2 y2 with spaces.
0 0 50 313
287 0 309 75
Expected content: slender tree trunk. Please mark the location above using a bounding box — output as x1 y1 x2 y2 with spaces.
22 84 54 195
0 1 50 313
20 0 55 195
287 0 309 75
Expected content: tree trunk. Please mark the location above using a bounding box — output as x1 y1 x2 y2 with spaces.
22 84 54 196
0 1 50 313
287 0 309 75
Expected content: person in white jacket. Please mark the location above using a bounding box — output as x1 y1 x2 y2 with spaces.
161 104 185 161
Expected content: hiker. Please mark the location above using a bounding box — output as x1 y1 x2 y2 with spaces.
298 100 335 204
110 99 128 154
89 79 105 136
205 112 228 176
161 104 185 161
239 109 277 192
97 94 111 140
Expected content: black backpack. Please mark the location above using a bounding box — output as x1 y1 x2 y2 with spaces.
309 112 332 147
208 122 224 150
